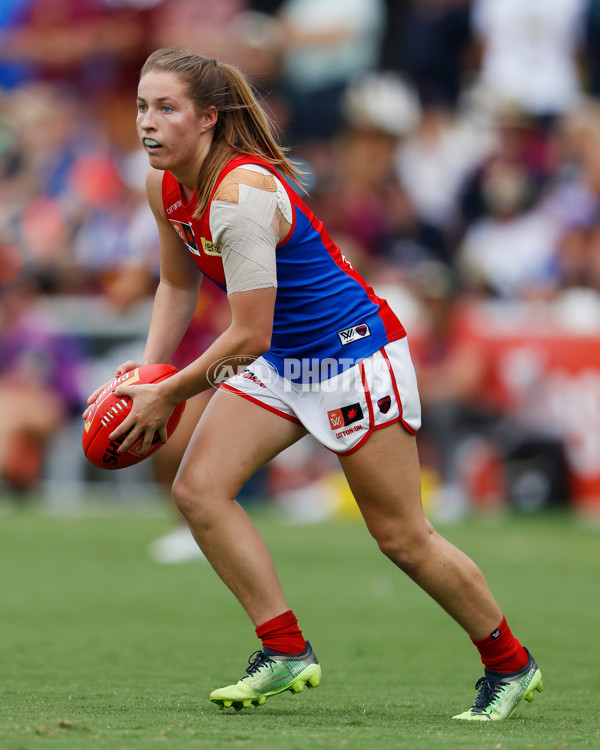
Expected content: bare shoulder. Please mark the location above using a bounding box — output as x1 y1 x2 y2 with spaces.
214 166 277 204
145 168 167 219
146 167 164 199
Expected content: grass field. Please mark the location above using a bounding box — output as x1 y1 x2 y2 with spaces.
0 501 598 750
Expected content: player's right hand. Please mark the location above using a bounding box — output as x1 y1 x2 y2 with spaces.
81 360 142 420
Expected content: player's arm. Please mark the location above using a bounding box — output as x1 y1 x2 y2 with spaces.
82 170 201 417
111 168 280 454
110 285 277 456
139 168 202 366
155 166 283 403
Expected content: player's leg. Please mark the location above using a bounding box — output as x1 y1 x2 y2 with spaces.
339 423 503 637
172 386 307 624
173 387 322 709
149 391 213 563
338 424 542 719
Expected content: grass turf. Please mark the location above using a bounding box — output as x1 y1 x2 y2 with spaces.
0 503 598 749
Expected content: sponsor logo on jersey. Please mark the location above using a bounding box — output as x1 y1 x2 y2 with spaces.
337 323 372 346
201 237 222 256
166 200 182 214
169 220 200 255
377 395 392 414
328 402 364 430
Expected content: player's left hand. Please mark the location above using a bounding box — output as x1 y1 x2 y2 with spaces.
110 381 176 456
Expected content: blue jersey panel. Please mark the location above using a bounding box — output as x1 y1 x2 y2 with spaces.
264 209 397 381
162 158 405 384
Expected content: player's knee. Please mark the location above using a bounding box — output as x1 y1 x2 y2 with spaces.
171 469 210 520
171 464 237 522
375 522 434 575
171 476 193 519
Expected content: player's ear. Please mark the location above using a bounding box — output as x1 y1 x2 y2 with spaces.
202 106 218 133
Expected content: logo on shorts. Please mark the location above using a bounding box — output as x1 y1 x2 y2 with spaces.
377 395 392 414
337 323 371 346
491 628 501 640
207 355 264 390
241 369 266 388
327 403 364 430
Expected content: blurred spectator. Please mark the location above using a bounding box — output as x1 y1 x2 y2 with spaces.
149 0 246 61
304 71 422 274
453 102 567 299
226 10 284 87
557 222 600 293
470 0 587 124
0 0 147 95
545 101 600 292
0 271 85 494
70 149 160 308
276 0 386 146
459 103 554 227
395 100 494 263
383 0 473 109
0 0 160 152
0 83 160 301
456 160 562 299
224 10 290 134
584 0 600 98
0 84 89 291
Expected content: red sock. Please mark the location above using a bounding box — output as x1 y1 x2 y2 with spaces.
255 610 306 655
472 616 529 673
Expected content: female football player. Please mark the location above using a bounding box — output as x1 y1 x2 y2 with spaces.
84 47 542 720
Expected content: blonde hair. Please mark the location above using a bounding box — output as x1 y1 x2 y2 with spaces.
140 47 303 218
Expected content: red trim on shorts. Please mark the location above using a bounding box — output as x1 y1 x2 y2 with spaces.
332 417 414 457
337 428 373 456
220 383 303 425
381 346 418 435
358 360 374 428
373 416 401 432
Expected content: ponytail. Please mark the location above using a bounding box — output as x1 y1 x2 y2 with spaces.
140 48 304 218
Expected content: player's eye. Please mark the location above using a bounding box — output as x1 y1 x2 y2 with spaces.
137 103 147 112
161 105 174 113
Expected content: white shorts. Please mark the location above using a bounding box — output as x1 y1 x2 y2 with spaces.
221 337 421 455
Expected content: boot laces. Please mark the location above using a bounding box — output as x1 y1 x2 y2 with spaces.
472 676 504 712
244 650 274 678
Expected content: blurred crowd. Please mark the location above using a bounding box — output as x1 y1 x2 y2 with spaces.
2 0 600 523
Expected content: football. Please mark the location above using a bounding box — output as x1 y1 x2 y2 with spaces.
82 363 186 470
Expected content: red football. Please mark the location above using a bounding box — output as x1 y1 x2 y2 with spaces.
82 364 186 470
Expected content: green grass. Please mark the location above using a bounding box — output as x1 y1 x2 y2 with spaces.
0 502 598 749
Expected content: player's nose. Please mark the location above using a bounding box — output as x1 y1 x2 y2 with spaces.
138 109 156 131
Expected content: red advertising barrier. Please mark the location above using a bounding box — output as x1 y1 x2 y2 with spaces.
456 300 600 513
